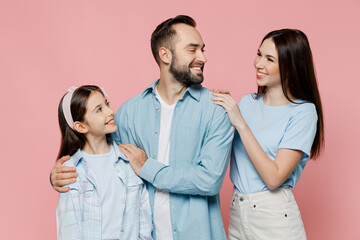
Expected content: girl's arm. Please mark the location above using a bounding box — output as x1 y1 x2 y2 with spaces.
138 184 153 240
56 190 82 240
212 92 305 190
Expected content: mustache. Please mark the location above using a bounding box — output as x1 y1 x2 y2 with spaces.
189 62 204 67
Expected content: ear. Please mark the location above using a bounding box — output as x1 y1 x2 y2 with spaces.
158 47 172 64
74 121 88 134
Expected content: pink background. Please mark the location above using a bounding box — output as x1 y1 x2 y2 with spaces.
1 0 359 239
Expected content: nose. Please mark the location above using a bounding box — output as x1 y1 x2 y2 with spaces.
254 56 264 69
106 105 114 117
196 50 207 64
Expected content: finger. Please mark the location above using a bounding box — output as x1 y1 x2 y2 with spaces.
211 96 225 102
125 144 141 152
212 100 225 107
119 144 132 150
119 146 132 157
58 166 77 173
54 186 70 193
57 172 78 180
55 178 77 187
56 155 71 166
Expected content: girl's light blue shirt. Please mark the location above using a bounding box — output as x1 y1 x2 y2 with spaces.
230 94 318 194
56 141 153 240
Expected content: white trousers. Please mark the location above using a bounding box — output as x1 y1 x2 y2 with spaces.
228 188 307 240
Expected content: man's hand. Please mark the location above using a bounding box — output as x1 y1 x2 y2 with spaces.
50 155 78 193
119 144 148 176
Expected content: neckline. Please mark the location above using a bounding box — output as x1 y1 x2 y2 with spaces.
155 86 176 108
260 95 297 108
81 144 114 157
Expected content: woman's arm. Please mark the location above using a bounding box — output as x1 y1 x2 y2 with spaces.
212 92 303 189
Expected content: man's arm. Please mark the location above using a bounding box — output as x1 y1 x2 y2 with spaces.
123 106 234 196
50 156 78 192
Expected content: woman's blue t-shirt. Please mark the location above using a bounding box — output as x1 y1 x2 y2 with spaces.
230 94 318 194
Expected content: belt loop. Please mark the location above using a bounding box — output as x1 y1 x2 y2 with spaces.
282 188 291 202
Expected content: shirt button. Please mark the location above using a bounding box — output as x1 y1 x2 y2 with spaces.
155 130 158 134
153 154 156 158
150 202 152 205
240 197 244 202
156 106 159 110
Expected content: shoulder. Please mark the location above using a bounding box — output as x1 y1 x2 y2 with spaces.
116 92 144 114
62 155 78 168
238 93 258 110
239 93 256 104
290 101 317 119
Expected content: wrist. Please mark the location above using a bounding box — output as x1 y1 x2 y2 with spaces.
234 120 247 132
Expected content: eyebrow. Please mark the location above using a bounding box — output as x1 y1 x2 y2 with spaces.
258 49 277 60
185 43 205 49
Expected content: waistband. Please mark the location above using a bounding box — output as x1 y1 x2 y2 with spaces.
232 188 294 203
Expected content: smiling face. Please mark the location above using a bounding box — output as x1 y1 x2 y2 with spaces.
169 23 207 86
254 38 281 89
81 91 117 138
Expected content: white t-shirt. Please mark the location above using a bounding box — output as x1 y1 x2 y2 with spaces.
82 145 124 240
153 88 175 240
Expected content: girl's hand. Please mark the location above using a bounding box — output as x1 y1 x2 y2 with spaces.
119 144 148 176
211 91 244 128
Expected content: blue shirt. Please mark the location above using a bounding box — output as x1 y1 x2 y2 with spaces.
56 141 152 240
230 94 318 194
113 80 234 240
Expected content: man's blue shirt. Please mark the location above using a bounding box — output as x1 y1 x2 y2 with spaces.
113 80 234 240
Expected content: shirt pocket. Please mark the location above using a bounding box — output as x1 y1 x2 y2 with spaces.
122 179 143 234
74 182 100 222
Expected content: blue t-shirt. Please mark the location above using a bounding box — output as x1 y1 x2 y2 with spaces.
230 94 318 194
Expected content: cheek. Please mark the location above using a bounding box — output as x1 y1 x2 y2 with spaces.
267 65 279 76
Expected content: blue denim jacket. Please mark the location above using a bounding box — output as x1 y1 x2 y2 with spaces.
56 141 152 240
113 80 234 240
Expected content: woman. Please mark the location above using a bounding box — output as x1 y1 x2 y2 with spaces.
212 29 324 240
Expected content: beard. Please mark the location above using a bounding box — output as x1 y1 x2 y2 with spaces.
169 55 204 87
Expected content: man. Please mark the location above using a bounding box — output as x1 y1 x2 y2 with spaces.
51 15 234 239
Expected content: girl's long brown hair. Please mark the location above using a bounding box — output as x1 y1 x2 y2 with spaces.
57 85 112 159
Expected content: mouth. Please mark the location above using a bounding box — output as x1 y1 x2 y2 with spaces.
105 118 116 125
256 71 267 79
190 65 204 73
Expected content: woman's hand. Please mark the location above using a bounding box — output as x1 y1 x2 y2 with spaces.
211 90 244 128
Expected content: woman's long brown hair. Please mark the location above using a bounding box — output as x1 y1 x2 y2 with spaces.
255 29 324 159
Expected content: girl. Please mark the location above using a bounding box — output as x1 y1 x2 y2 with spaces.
56 85 152 240
212 29 324 239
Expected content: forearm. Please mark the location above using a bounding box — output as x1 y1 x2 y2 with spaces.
141 158 228 196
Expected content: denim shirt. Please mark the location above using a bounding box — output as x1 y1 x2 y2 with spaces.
113 80 234 240
56 141 153 240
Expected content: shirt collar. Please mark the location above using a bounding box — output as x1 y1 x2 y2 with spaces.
141 79 201 102
71 141 129 166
